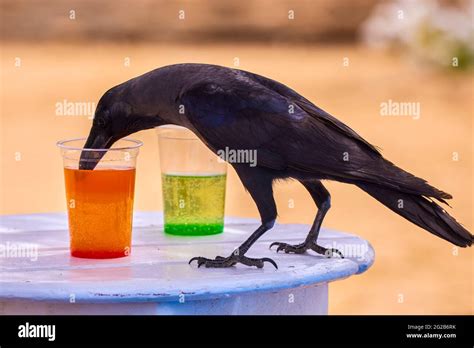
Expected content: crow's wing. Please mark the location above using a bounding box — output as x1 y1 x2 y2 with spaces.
179 78 310 170
179 74 446 199
179 74 382 174
224 71 452 198
238 69 382 156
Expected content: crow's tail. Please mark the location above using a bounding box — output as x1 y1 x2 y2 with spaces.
357 182 472 247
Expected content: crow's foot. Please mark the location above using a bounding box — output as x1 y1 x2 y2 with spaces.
270 241 344 258
269 242 308 254
189 254 278 269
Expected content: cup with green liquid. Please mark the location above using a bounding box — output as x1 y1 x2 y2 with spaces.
156 126 227 236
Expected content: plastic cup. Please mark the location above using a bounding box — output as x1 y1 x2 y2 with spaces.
57 138 142 258
156 126 227 236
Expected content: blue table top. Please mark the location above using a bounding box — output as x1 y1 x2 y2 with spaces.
0 212 374 303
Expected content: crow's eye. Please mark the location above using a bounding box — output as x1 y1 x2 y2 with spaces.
95 117 106 127
93 108 111 127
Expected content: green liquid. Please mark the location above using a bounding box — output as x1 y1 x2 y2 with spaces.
162 173 226 236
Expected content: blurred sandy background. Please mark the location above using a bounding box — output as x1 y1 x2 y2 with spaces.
0 0 472 314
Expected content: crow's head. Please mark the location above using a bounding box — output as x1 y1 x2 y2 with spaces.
79 90 163 170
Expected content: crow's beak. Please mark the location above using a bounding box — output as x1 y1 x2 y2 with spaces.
79 129 114 170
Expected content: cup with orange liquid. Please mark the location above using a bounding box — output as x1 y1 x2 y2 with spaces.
57 138 142 258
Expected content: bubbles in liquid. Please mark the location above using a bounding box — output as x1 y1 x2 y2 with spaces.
64 167 135 258
162 173 226 236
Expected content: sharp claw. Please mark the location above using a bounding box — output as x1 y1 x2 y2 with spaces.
273 242 304 254
188 257 199 265
332 249 344 259
262 258 278 269
320 248 345 259
189 254 278 269
189 256 210 267
269 242 280 250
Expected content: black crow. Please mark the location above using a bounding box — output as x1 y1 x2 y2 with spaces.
80 63 473 268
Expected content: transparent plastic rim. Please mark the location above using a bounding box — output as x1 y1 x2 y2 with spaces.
56 137 143 152
156 125 198 140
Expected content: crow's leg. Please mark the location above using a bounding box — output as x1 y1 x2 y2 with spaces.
270 180 343 258
189 166 278 269
188 221 277 269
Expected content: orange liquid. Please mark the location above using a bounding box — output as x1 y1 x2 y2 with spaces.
64 167 136 258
